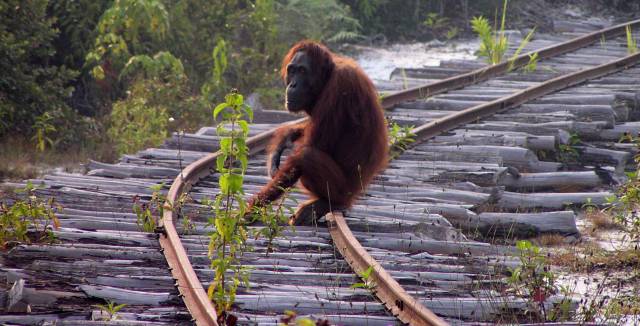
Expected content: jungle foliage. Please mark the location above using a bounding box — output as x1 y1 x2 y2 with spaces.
0 0 583 158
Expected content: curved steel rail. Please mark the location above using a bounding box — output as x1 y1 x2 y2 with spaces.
338 51 640 326
160 20 640 326
327 212 448 325
159 118 305 326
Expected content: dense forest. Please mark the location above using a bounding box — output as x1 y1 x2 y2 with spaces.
1 0 636 169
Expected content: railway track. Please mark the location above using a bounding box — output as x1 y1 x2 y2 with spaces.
2 16 640 326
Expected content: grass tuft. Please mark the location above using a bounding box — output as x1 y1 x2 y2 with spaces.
586 210 618 230
532 234 566 247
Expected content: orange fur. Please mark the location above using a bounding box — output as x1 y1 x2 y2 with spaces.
249 40 389 211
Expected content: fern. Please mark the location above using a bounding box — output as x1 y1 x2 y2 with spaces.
471 0 536 67
327 31 363 43
281 0 362 43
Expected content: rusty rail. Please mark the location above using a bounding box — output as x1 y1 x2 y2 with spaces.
348 51 640 326
381 18 640 109
160 21 640 326
411 51 640 142
159 118 305 326
327 212 448 325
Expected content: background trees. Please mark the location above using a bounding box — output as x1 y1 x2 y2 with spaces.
0 0 628 159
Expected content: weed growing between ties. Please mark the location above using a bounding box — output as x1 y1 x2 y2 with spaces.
132 183 167 233
0 182 60 249
279 310 330 326
93 301 127 321
252 188 295 255
205 90 290 324
387 119 416 160
507 240 573 322
603 132 640 241
550 244 640 324
205 91 253 323
626 24 638 54
556 133 581 166
350 265 376 291
471 0 538 71
132 183 194 234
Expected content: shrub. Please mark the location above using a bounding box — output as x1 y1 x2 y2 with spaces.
107 81 169 155
0 0 78 138
0 182 60 249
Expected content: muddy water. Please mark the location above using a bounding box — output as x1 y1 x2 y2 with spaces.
351 39 479 81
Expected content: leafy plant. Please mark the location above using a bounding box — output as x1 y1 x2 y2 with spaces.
350 265 376 290
581 198 598 215
388 120 416 160
470 0 508 65
278 310 330 326
471 0 538 69
132 183 167 233
280 310 329 326
556 133 581 165
206 91 254 321
278 0 363 44
251 187 296 255
175 193 196 235
94 301 127 321
107 86 169 155
205 90 291 322
423 12 450 39
507 240 558 321
626 24 638 55
31 112 57 152
604 295 640 320
0 182 60 249
507 28 537 72
446 27 460 40
524 52 539 73
0 0 78 139
85 0 170 80
603 133 640 240
201 39 230 105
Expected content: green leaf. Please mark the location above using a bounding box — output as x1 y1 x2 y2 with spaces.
239 155 248 172
238 120 249 137
213 103 228 121
92 65 106 80
220 138 232 153
361 266 374 279
219 174 230 194
296 318 316 326
227 173 243 193
216 155 225 172
243 104 254 122
350 282 366 289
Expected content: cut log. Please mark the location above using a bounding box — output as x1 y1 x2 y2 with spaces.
470 121 604 141
612 91 640 120
497 171 609 190
79 285 173 305
87 161 179 179
417 145 561 173
433 129 556 151
400 149 504 164
600 121 640 141
513 104 619 126
467 211 579 237
496 191 613 210
575 146 631 173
